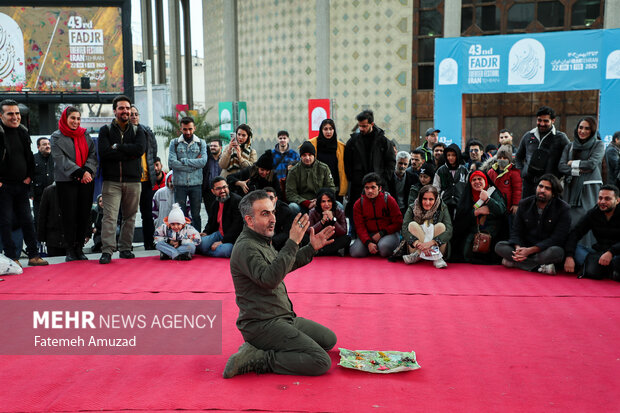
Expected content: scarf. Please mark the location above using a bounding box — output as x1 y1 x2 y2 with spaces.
58 107 88 167
412 197 441 224
565 135 598 206
227 142 253 172
317 133 338 152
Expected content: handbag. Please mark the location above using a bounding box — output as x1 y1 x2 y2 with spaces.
472 218 491 254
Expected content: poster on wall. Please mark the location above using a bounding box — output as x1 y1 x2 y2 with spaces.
434 29 620 146
0 6 124 93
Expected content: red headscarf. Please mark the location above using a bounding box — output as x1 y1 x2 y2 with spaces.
58 107 88 167
469 170 488 204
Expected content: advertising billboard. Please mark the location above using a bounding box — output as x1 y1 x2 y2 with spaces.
0 0 132 102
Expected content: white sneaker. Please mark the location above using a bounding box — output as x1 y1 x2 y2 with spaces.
537 264 556 275
433 258 447 269
403 251 421 265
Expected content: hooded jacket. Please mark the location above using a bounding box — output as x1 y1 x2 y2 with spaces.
432 143 469 214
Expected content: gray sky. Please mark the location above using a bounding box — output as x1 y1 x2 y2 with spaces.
131 0 204 58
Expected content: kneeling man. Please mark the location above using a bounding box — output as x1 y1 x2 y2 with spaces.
224 190 336 378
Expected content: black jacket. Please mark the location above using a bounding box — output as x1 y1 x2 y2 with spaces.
272 199 295 251
37 184 66 248
205 192 243 244
565 206 620 257
344 125 395 208
0 123 34 184
143 125 158 186
98 121 146 182
227 165 281 198
32 152 55 199
508 195 571 251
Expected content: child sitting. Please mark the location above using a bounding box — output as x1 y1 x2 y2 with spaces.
154 203 201 260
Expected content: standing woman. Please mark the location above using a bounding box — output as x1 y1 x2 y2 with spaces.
558 116 604 232
219 124 257 177
309 119 348 201
51 106 98 261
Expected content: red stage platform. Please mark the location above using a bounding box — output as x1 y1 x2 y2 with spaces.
0 256 618 412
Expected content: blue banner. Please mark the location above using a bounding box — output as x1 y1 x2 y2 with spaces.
434 29 620 146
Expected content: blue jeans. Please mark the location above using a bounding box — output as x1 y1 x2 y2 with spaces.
574 244 595 266
156 240 196 259
197 231 233 257
175 185 202 232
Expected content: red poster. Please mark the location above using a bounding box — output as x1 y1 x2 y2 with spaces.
308 99 331 139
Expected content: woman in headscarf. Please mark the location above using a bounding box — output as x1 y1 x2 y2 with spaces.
452 170 506 264
51 106 98 261
401 185 452 268
309 119 348 201
307 187 350 256
558 117 604 234
219 124 257 177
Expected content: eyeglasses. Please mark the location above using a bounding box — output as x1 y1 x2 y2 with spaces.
213 185 228 191
469 149 480 153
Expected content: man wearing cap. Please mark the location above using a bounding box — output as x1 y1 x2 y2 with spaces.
417 127 440 163
227 150 280 197
286 141 336 214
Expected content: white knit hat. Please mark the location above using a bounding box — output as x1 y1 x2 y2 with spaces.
167 203 185 224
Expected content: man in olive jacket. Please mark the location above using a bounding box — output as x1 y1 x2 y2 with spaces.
223 190 336 378
285 141 335 214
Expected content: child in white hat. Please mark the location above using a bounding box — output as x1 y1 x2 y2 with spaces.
154 203 201 260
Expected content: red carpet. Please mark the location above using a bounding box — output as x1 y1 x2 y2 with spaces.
0 256 619 412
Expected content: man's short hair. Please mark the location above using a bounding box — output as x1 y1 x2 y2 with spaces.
536 106 556 119
0 99 19 113
112 95 131 110
277 130 289 138
154 156 161 163
600 184 619 198
180 116 195 126
210 139 222 147
362 172 382 187
37 137 50 146
411 149 425 157
239 189 270 220
263 186 276 195
356 110 374 124
210 176 226 189
538 174 562 197
468 139 484 150
612 131 620 142
396 151 411 161
499 129 512 136
432 142 446 150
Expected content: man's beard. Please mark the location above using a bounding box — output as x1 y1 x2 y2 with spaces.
217 193 230 203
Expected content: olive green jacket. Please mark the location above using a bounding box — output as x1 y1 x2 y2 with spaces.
230 225 316 339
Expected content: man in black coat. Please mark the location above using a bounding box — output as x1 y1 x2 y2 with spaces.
344 110 395 219
563 185 620 280
495 174 570 275
0 99 48 266
197 176 243 257
264 186 295 251
31 137 54 230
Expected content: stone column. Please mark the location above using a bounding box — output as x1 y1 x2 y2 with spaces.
222 0 238 101
316 0 330 98
443 0 461 38
168 0 183 106
604 0 620 28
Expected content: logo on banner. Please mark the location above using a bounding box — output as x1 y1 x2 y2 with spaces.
311 107 328 131
606 50 620 79
508 39 545 85
438 58 458 85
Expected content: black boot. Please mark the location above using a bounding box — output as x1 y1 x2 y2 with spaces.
75 244 88 260
222 342 269 378
65 248 79 262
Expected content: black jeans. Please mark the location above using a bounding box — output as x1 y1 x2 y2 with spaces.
140 181 155 248
0 182 38 259
56 180 95 248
